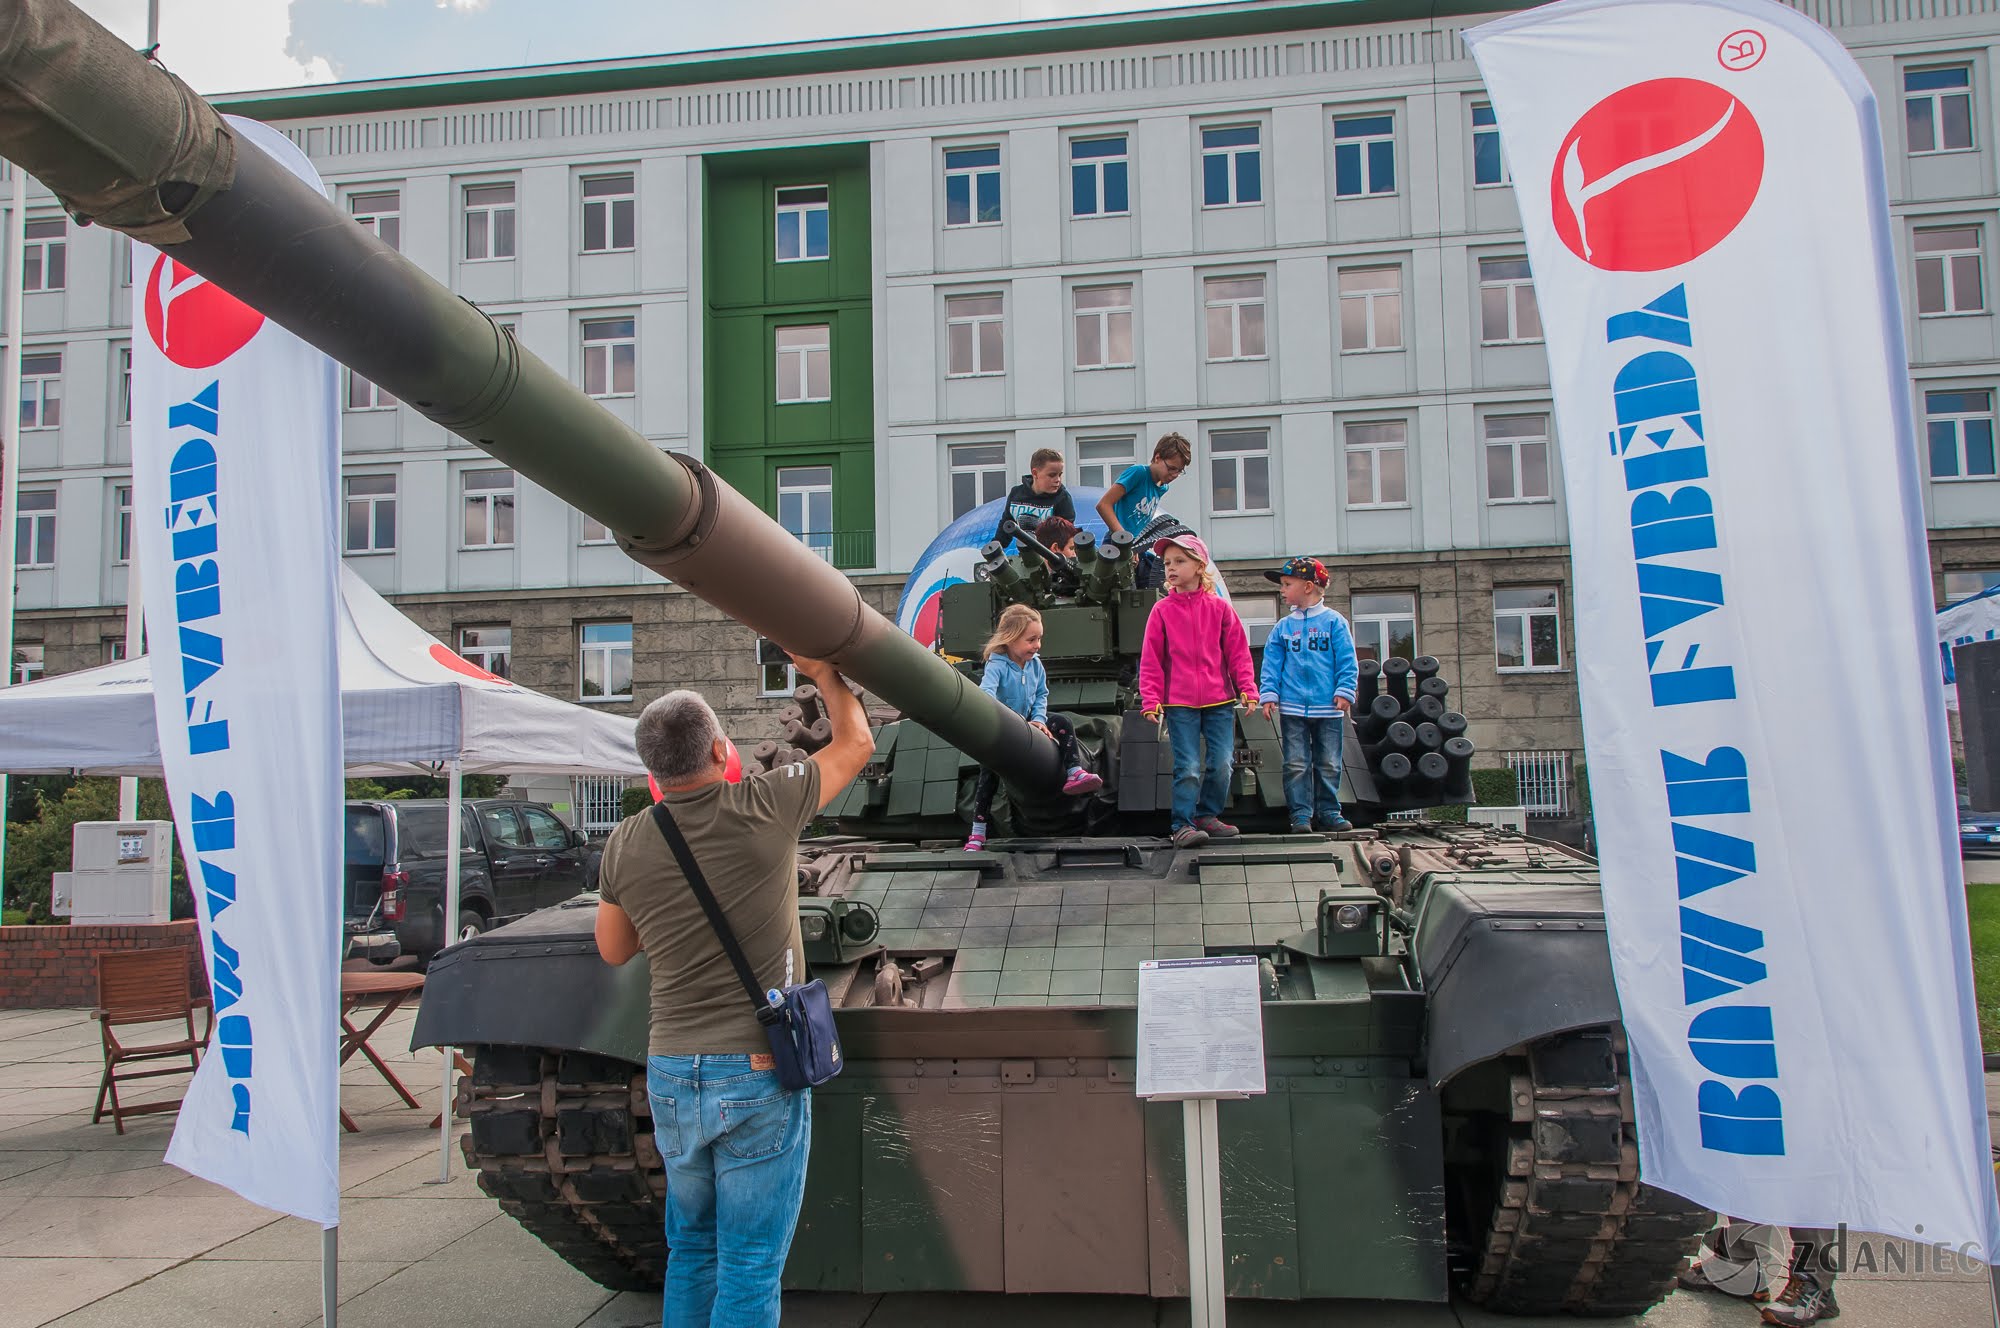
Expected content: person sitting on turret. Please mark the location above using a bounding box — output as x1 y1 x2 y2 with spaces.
965 604 1104 852
1258 556 1357 833
1097 433 1190 590
1139 533 1258 847
995 449 1075 550
1036 515 1080 559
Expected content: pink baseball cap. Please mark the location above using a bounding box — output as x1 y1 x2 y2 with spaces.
1152 531 1211 564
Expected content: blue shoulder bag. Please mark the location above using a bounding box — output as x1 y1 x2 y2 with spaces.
649 802 842 1091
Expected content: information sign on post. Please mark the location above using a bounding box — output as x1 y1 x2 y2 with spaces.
1137 955 1267 1328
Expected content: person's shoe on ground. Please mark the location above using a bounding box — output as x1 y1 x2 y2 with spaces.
964 822 987 852
1193 816 1240 838
1762 1273 1839 1325
1062 766 1104 796
1678 1255 1769 1302
1171 825 1210 848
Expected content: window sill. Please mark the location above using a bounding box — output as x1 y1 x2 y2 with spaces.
1472 180 1514 190
580 246 636 256
1495 665 1567 675
1074 362 1137 372
460 544 517 552
1480 337 1546 348
1909 146 1979 158
1205 355 1270 365
1487 496 1555 507
579 540 619 548
1210 508 1273 518
1333 191 1400 202
776 255 830 264
585 392 637 402
777 396 833 405
343 548 396 557
13 563 53 572
1071 210 1132 220
945 371 1007 380
943 221 1004 231
1339 345 1405 356
1931 473 2000 483
578 695 633 705
459 256 517 265
1200 200 1264 211
1918 309 1989 319
1347 502 1412 512
344 405 397 414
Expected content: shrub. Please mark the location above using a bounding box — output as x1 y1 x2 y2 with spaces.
2 778 188 924
621 787 653 819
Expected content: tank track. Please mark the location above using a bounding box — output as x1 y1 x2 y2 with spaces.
1461 1026 1715 1316
456 1045 666 1291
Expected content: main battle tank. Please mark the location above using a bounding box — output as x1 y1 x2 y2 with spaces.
0 1 1712 1312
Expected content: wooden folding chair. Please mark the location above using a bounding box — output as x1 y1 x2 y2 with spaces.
91 949 212 1134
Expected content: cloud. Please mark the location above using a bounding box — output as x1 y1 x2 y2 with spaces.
75 0 335 93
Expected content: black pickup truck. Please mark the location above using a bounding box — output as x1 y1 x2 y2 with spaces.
343 798 597 967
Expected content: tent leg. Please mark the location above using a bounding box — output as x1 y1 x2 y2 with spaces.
322 1225 338 1328
435 756 462 1185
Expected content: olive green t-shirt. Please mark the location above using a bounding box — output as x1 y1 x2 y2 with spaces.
597 760 821 1055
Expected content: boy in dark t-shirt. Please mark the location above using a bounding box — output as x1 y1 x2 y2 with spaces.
994 448 1075 549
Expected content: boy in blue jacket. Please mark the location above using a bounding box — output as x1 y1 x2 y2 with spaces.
1258 557 1358 832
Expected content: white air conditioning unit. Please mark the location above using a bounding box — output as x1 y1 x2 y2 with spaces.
68 821 175 925
1467 805 1528 833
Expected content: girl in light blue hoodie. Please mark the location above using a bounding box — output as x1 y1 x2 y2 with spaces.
966 604 1104 851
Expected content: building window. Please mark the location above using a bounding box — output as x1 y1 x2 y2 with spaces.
1504 750 1574 816
1484 413 1553 503
1495 587 1563 672
343 473 397 554
1075 436 1134 490
579 622 634 701
944 146 1002 227
115 485 132 564
119 235 132 287
1351 592 1417 665
946 294 1005 377
1906 65 1974 155
22 217 65 292
1945 569 2000 603
949 442 1009 519
776 185 829 262
757 639 800 696
103 637 127 664
777 465 834 561
571 776 626 834
20 350 60 429
463 182 517 260
1345 420 1409 508
1333 113 1396 198
1338 266 1403 352
1209 428 1271 515
580 173 636 253
1074 284 1134 369
1927 388 1997 478
347 370 396 410
1235 594 1281 627
582 317 636 398
15 489 54 568
1071 135 1129 217
349 190 401 250
462 468 517 547
1479 256 1543 344
1204 275 1267 361
1472 103 1510 187
580 513 615 545
1201 125 1262 207
118 347 132 423
1916 226 1985 315
776 324 831 403
459 625 511 679
12 644 43 686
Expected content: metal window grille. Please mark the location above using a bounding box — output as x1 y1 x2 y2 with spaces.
1502 750 1572 817
572 776 627 835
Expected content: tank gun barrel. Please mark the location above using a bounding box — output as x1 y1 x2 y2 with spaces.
0 0 1061 790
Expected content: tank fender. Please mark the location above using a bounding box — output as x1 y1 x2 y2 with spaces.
1411 876 1622 1086
410 904 650 1064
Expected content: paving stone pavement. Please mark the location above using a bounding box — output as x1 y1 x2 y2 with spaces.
2 1003 1995 1327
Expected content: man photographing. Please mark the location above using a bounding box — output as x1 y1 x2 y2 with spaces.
593 654 872 1328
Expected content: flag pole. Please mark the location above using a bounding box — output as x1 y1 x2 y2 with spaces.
117 0 161 822
434 755 463 1183
0 156 27 891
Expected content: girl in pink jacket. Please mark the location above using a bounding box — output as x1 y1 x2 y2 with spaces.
1137 532 1258 847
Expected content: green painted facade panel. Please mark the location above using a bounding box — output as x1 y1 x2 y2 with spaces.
704 145 876 567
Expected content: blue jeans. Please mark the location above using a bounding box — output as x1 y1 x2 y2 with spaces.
646 1055 812 1328
1165 705 1236 831
1281 714 1346 826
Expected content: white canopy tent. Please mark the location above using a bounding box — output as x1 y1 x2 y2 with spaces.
0 564 646 1177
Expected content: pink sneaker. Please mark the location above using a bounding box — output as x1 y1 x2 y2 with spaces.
964 823 987 852
1062 767 1104 796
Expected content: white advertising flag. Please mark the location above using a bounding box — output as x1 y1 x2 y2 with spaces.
132 117 344 1226
1466 0 2000 1251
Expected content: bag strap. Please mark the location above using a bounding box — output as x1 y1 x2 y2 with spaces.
649 801 771 1016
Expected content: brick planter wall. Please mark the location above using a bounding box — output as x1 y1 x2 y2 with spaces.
0 921 206 1009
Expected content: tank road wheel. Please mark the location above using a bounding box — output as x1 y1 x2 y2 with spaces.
1444 1026 1715 1316
456 1045 668 1291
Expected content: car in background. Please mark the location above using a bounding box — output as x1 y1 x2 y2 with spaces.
1961 790 2000 858
344 798 594 966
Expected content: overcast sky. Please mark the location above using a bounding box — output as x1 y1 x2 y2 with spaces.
74 0 1211 96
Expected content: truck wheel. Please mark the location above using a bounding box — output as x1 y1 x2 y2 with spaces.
456 909 488 943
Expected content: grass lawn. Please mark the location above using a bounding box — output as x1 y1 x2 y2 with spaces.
1970 882 2000 1052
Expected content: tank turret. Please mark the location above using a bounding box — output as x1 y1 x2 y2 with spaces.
0 0 1060 793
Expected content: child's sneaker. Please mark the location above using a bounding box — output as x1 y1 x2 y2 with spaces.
1170 825 1210 848
963 822 987 852
1194 816 1240 839
1314 815 1353 833
1062 766 1104 796
1762 1273 1839 1325
1289 821 1316 835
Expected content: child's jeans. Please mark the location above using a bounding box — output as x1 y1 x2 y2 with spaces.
1164 705 1235 831
973 715 1084 823
1280 713 1344 826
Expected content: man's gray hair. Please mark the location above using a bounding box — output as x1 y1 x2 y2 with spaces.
635 690 726 784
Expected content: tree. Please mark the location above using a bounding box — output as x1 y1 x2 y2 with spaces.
2 778 187 924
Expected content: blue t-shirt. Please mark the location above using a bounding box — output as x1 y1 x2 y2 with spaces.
1111 463 1169 535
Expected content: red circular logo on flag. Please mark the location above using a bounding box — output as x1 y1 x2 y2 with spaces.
1551 78 1764 272
142 256 265 368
